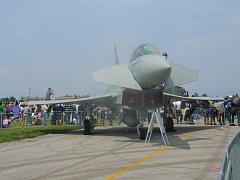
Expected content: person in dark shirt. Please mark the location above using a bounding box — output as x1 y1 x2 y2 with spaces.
0 101 5 113
202 100 210 125
0 101 5 128
188 100 199 124
224 97 235 125
234 97 240 126
56 104 65 124
45 88 54 100
51 104 57 125
78 105 86 125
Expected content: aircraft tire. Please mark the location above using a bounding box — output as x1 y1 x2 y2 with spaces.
83 119 92 135
138 127 147 140
165 117 176 132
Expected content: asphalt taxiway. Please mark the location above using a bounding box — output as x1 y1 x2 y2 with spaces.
0 123 238 180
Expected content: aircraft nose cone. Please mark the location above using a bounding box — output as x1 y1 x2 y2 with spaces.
160 62 171 77
131 55 172 89
150 60 171 85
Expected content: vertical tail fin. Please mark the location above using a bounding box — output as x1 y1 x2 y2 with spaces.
114 44 119 65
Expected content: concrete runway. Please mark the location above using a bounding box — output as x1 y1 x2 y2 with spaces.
0 123 238 180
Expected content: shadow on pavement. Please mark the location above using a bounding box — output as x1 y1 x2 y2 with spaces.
69 125 224 150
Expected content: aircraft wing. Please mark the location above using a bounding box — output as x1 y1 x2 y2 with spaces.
92 64 142 91
163 92 224 101
165 63 199 89
25 93 118 105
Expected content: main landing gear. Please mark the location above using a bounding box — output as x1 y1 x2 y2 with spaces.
164 116 176 132
137 124 147 140
163 96 176 132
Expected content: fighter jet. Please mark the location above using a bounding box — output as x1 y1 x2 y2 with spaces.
27 43 202 138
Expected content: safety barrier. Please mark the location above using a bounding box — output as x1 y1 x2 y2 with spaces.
0 113 16 128
49 111 86 126
190 107 238 125
0 113 2 128
219 131 240 180
0 110 114 128
0 111 87 128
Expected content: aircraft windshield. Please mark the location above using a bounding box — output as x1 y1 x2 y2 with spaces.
131 43 159 61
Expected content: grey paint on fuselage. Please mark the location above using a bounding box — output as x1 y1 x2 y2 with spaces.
129 54 171 90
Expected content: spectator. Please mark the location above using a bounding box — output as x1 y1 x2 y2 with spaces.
215 101 225 125
35 105 42 125
202 100 210 125
64 104 74 124
0 101 5 127
234 97 240 126
209 102 217 125
51 104 57 125
180 101 188 122
188 100 199 124
0 101 5 114
100 107 106 126
107 108 113 126
47 104 52 118
41 105 47 113
36 111 42 125
224 97 235 126
45 88 54 100
71 105 77 124
175 101 183 124
22 105 30 127
78 104 86 125
10 101 21 120
56 104 65 124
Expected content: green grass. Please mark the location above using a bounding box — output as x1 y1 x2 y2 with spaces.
0 125 82 143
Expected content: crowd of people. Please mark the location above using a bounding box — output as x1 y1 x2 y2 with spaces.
49 104 113 126
0 100 114 128
1 94 240 128
172 96 240 126
0 100 21 127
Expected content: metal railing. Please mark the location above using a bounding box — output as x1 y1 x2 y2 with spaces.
0 110 116 128
0 111 86 128
0 113 2 128
49 111 86 126
189 107 239 125
219 131 240 180
0 113 16 128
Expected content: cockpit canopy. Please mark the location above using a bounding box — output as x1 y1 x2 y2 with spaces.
130 43 160 61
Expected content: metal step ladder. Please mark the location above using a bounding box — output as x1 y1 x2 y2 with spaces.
145 109 169 146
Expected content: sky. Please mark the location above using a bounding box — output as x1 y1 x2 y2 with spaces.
0 0 239 98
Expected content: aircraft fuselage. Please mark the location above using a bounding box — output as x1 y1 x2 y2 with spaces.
129 54 171 90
